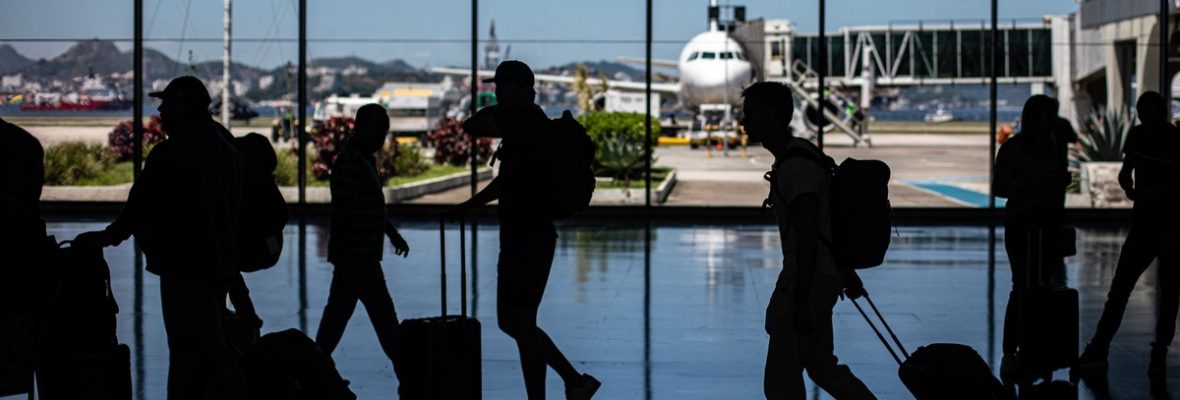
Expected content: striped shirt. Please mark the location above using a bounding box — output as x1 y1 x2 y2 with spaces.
328 142 387 263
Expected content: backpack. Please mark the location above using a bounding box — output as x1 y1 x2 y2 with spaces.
763 146 892 270
548 110 596 219
234 134 289 272
491 110 595 219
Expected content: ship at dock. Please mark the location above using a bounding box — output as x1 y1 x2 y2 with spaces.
18 72 131 112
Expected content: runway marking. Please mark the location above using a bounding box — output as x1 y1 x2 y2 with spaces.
900 177 1007 208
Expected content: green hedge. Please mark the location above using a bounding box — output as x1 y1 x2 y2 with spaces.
577 112 661 177
44 142 128 185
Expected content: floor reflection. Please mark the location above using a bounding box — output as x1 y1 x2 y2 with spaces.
25 220 1175 399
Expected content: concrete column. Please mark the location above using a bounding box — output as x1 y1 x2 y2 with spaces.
1138 16 1163 101
1104 23 1126 111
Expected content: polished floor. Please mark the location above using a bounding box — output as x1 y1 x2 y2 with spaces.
18 219 1177 399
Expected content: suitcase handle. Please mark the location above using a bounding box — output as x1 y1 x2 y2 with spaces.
438 215 469 318
851 294 910 365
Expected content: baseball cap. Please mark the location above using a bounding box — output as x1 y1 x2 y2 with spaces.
149 76 212 108
482 60 534 87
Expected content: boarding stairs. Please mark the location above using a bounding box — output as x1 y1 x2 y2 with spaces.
786 60 871 147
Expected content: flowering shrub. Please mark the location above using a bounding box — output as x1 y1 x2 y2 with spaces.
308 117 401 181
426 117 494 166
107 115 166 161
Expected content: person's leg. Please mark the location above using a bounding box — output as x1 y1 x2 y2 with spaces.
1087 228 1157 349
1151 229 1180 377
1003 226 1029 356
199 282 246 400
529 233 582 384
161 278 245 400
161 278 199 400
227 273 258 319
498 298 547 399
763 285 806 400
801 275 876 400
352 261 406 381
315 263 361 355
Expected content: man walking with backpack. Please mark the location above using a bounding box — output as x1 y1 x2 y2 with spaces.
451 60 600 400
743 82 875 400
315 104 412 391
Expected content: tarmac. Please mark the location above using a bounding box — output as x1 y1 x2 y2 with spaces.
20 121 1000 207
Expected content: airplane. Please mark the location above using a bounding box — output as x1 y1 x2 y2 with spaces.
430 0 756 145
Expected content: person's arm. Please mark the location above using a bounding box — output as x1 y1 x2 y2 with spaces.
992 141 1015 199
463 106 503 138
385 218 409 257
449 176 503 220
790 192 819 334
1119 156 1136 200
77 144 167 247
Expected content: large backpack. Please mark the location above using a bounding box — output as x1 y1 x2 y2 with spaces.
763 146 892 270
492 110 595 219
547 110 596 219
234 133 289 272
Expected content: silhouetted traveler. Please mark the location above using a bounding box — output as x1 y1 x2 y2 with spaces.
315 103 411 389
75 76 247 400
1076 91 1180 386
451 60 600 400
742 82 875 400
0 116 45 394
994 94 1072 382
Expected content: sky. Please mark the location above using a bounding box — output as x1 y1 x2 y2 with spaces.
0 0 1079 70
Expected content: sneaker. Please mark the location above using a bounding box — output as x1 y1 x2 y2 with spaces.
565 373 601 400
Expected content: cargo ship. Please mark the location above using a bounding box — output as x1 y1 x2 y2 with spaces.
18 74 131 112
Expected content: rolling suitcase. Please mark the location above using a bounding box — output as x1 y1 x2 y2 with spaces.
399 217 482 400
36 241 131 400
1015 227 1079 378
852 295 1005 400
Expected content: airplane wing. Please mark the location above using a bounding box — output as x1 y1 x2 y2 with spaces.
617 56 679 69
429 67 681 95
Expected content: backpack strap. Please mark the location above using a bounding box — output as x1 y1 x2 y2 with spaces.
763 147 839 254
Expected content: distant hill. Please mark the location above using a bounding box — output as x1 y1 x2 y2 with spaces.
0 44 34 75
17 40 130 80
2 40 652 101
538 60 645 81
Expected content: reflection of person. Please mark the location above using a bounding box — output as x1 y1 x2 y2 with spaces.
74 76 247 400
0 116 45 393
742 82 875 400
451 60 601 400
315 104 411 392
993 94 1071 384
1075 92 1180 390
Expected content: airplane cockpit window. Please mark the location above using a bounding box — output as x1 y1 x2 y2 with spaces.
720 52 734 59
735 52 746 60
687 52 700 61
701 52 717 59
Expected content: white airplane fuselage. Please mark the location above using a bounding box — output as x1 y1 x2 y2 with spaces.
676 30 754 110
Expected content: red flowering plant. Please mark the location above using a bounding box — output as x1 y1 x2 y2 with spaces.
107 115 167 161
308 117 399 181
426 117 494 166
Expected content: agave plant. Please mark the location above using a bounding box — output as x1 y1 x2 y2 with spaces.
1076 107 1132 162
596 131 651 194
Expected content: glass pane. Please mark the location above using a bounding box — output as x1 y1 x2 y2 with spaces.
1 2 134 200
309 1 471 206
143 0 302 200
